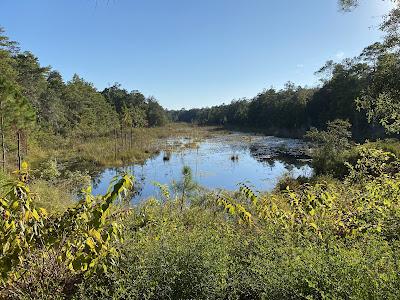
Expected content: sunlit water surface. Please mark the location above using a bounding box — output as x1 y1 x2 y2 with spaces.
92 134 313 203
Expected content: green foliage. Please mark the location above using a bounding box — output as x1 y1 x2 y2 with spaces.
0 163 48 281
346 146 400 182
102 84 168 130
75 153 400 299
146 97 169 127
0 163 134 295
0 27 170 168
306 119 353 176
173 166 199 206
63 75 118 137
356 52 400 134
1 146 400 299
76 203 234 300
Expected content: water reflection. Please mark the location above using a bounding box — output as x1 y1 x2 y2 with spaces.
92 134 313 203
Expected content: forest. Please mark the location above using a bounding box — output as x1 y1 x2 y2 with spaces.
0 31 169 172
1 0 400 299
171 40 400 139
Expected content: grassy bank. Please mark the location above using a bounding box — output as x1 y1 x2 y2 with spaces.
0 123 226 212
25 123 224 171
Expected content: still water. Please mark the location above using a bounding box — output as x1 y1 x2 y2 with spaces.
92 133 313 203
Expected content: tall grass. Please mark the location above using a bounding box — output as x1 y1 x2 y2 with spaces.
27 123 219 170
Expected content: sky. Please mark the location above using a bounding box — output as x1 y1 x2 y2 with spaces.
0 0 395 109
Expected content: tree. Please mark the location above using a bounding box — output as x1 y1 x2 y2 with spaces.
38 71 69 134
13 51 49 114
147 97 168 127
0 28 17 171
337 2 400 134
173 166 199 210
0 29 34 170
64 75 117 137
306 119 353 176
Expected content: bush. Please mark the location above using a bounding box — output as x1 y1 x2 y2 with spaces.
306 119 353 178
4 146 400 299
0 165 134 299
76 152 400 299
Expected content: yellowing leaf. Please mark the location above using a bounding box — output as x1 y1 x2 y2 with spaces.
39 207 47 217
32 209 40 221
21 161 28 170
3 241 10 254
89 229 102 242
86 238 96 251
309 222 318 230
11 201 19 210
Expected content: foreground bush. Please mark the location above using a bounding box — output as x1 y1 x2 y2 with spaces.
0 163 133 299
75 149 400 299
75 201 400 299
3 148 400 299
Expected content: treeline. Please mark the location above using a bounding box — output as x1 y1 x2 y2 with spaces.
171 33 400 139
0 27 169 168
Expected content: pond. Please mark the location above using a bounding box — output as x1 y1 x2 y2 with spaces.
92 133 313 203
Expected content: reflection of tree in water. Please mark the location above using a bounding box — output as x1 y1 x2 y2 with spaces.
228 143 248 153
260 159 276 169
91 176 102 189
259 158 311 169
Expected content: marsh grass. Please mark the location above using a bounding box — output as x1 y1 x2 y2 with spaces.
30 179 74 212
26 124 222 170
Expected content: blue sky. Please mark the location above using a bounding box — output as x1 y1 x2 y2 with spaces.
0 0 394 109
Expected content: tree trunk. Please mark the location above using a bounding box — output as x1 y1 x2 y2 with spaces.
0 114 5 172
120 126 123 147
17 131 21 171
25 132 28 156
130 127 133 149
114 128 117 160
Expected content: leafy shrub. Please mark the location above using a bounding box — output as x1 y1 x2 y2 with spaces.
346 146 400 182
0 163 134 299
76 151 400 299
306 119 353 177
4 146 400 299
274 174 310 191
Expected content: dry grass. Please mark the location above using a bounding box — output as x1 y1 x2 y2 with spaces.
27 123 225 169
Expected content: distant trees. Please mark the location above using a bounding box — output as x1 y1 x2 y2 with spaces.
0 27 170 170
171 84 314 134
63 75 117 137
146 97 168 127
102 84 168 130
171 1 400 139
172 38 399 138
